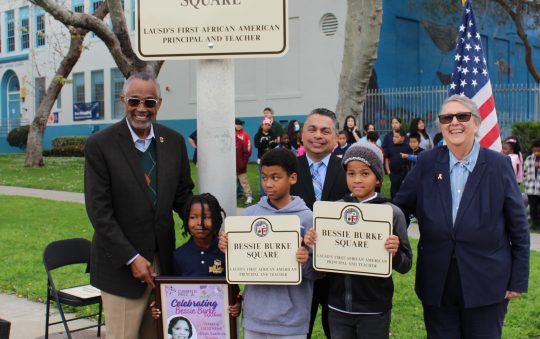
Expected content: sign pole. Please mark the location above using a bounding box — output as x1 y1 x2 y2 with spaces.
196 59 237 216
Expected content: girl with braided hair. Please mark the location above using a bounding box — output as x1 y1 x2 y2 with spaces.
151 193 241 319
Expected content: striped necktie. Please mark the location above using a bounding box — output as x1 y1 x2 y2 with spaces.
310 162 324 201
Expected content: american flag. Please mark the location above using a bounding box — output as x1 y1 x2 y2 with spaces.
449 0 501 151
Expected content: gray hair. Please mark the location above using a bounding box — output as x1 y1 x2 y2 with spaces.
438 94 481 128
122 71 161 97
305 108 339 134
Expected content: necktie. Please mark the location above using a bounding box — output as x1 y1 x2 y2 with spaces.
311 162 324 201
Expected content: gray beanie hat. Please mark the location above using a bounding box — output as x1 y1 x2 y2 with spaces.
341 142 384 181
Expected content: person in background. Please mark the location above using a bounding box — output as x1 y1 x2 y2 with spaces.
409 117 433 150
381 116 405 154
385 128 412 198
263 107 284 143
394 95 529 338
359 123 382 146
287 119 302 152
333 131 350 159
502 136 523 185
277 132 293 151
188 130 197 165
236 118 253 204
343 115 361 144
84 72 194 339
524 139 540 229
254 117 279 196
401 131 424 169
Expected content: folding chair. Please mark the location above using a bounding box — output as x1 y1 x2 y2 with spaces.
43 238 103 339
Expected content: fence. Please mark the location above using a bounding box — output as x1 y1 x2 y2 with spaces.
361 83 540 138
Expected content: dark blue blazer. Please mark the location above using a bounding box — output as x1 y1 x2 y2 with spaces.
394 145 529 308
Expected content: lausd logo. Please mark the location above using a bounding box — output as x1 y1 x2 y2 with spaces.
344 207 360 225
254 220 269 237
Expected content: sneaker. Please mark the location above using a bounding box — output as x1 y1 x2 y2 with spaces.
246 196 253 204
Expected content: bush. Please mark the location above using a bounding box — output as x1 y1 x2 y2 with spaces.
6 125 30 150
46 136 87 157
512 121 540 156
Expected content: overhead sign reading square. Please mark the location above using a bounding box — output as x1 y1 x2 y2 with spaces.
135 0 288 60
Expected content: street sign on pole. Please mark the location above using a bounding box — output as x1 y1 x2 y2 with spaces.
135 0 288 60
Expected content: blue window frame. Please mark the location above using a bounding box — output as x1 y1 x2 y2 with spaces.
6 10 15 52
72 72 85 105
110 68 125 119
91 70 104 119
72 0 85 13
35 7 45 47
20 7 29 50
91 0 104 37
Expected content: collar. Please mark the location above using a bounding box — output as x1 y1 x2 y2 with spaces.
348 192 378 203
125 118 155 143
449 139 480 173
306 153 331 168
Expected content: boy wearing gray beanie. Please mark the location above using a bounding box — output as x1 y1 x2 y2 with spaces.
304 142 413 338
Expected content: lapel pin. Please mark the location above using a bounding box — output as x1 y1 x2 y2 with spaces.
159 137 165 143
437 173 443 180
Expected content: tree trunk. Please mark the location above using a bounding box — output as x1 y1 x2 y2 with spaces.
494 0 540 83
335 0 383 128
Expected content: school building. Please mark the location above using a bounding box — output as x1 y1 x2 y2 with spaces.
0 0 538 154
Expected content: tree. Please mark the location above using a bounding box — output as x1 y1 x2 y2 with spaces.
418 0 540 83
25 0 164 167
335 0 383 127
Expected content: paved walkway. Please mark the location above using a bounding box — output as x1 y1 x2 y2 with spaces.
1 185 539 338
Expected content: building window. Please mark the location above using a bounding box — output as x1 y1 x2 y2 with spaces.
72 72 85 105
7 10 15 52
35 77 46 109
73 0 85 13
20 7 30 50
91 70 104 119
111 68 125 119
35 7 45 47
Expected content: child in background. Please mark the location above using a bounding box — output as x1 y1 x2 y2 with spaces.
304 142 412 338
502 136 523 184
524 139 540 229
385 129 412 198
333 131 351 159
219 148 321 338
151 193 241 318
254 117 279 162
277 132 293 151
400 131 424 169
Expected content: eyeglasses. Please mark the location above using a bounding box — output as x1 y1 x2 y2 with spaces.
438 112 472 124
125 97 159 108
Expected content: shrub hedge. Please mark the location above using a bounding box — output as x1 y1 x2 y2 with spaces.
512 121 540 156
46 136 87 157
6 125 30 150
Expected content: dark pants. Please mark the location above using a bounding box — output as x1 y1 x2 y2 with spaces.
307 277 331 338
423 259 508 339
389 172 406 198
528 195 540 228
328 308 390 339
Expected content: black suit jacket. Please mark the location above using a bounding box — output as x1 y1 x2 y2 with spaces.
291 154 349 210
85 119 194 298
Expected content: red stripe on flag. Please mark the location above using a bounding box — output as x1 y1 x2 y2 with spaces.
479 123 500 148
478 96 495 120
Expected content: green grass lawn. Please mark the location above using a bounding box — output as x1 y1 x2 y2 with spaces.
1 154 539 337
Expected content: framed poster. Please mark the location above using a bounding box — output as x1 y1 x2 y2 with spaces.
225 215 301 285
313 201 393 277
155 277 237 339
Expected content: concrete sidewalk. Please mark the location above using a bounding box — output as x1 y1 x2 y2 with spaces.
1 185 539 338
